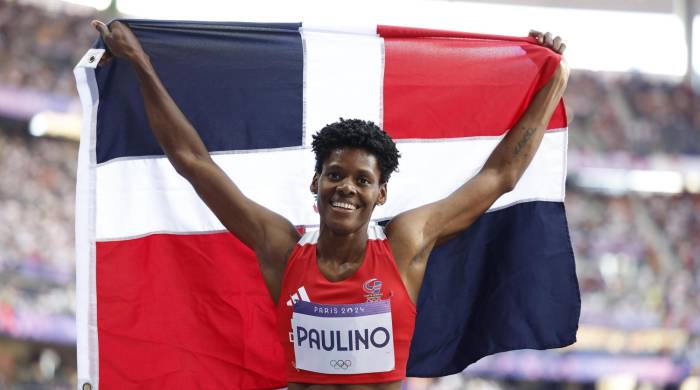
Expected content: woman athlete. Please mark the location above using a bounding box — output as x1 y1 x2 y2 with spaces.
92 19 568 390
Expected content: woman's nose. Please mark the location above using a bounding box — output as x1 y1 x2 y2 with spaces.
337 180 357 195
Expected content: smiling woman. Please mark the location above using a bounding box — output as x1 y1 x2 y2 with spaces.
279 120 416 385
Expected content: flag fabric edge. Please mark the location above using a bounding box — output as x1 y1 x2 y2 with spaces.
74 57 101 389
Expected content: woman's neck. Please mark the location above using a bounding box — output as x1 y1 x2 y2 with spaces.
316 224 369 268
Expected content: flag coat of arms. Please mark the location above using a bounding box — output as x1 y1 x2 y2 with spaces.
74 19 579 389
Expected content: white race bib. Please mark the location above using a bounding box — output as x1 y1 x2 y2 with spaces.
291 300 394 374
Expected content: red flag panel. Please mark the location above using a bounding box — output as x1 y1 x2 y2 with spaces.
380 25 566 139
96 232 286 389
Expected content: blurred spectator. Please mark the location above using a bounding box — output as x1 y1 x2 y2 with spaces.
0 340 76 389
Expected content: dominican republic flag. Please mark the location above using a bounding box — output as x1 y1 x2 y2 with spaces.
74 20 579 389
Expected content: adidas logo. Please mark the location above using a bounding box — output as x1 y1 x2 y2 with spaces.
286 286 310 307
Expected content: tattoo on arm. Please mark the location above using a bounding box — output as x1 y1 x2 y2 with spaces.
512 126 537 156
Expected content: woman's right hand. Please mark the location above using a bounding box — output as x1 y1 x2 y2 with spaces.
91 20 147 64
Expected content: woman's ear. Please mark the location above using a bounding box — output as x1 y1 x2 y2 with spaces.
310 173 319 194
377 182 387 206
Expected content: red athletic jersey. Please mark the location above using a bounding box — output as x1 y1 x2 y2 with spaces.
277 225 417 384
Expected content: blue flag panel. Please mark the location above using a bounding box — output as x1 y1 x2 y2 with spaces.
406 201 580 376
94 20 304 164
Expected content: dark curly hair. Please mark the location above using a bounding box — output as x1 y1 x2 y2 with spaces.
311 118 400 184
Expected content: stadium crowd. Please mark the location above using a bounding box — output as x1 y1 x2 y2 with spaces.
621 75 700 155
1 0 699 388
0 0 97 97
0 130 76 301
0 127 77 388
567 70 700 156
647 194 700 330
567 189 700 364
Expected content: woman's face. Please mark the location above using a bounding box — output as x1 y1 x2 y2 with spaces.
312 147 387 235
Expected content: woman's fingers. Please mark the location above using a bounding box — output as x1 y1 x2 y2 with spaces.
553 36 564 53
91 20 109 37
529 30 544 44
530 30 565 54
544 32 553 47
557 43 566 54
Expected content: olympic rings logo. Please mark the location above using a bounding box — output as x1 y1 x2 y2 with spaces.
330 359 352 369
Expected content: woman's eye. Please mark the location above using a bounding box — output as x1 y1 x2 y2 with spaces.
327 172 340 180
358 177 369 185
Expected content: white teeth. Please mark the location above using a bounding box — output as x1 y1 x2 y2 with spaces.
332 202 357 210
